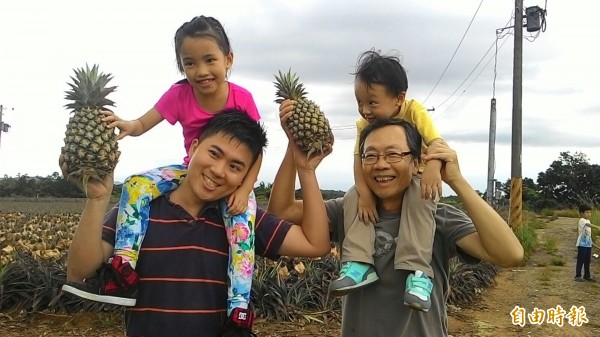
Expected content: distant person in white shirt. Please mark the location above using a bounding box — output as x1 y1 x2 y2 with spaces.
575 204 600 282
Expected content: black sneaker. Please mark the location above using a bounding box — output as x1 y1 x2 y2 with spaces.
61 256 138 306
583 277 596 283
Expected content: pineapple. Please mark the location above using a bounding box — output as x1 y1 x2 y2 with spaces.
274 70 332 158
62 64 119 188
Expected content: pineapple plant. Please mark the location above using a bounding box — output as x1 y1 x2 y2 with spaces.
274 70 332 158
62 64 119 188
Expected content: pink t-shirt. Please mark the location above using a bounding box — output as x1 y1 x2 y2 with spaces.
155 81 261 164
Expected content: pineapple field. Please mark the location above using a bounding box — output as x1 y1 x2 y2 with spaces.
0 198 522 336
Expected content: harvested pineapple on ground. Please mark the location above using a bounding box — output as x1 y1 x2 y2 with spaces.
274 69 332 158
62 64 119 187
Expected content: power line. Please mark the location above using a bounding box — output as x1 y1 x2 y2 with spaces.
431 13 514 115
423 0 485 104
434 34 510 119
434 39 497 110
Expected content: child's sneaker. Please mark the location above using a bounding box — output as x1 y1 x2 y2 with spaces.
61 255 138 306
403 270 433 312
328 261 379 296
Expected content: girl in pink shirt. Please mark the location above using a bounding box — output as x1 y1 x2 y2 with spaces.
61 15 261 331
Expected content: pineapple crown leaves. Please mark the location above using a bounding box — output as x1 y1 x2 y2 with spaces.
273 69 308 104
64 64 117 111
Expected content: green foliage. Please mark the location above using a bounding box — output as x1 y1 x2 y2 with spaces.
591 209 600 224
543 236 558 255
0 173 84 198
537 152 600 208
555 208 580 218
439 195 464 209
540 208 555 217
498 151 600 211
0 251 122 313
251 255 341 322
550 256 565 266
499 177 545 211
252 181 344 203
254 181 272 199
514 221 538 260
523 215 546 230
591 210 600 243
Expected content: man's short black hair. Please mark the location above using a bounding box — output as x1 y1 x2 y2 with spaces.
198 109 267 164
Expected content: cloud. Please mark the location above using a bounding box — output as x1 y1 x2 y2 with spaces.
227 0 519 98
443 119 600 148
579 105 600 115
1 0 599 194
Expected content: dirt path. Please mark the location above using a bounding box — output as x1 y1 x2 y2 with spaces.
449 216 600 337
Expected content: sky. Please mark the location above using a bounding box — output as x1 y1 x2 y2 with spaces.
0 0 598 195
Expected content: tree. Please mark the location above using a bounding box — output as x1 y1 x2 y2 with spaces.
499 177 543 211
537 152 600 208
254 181 273 199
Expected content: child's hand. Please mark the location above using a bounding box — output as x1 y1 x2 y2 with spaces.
227 188 250 215
420 162 443 200
101 110 140 140
358 192 379 225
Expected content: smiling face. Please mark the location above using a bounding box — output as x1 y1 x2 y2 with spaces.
354 79 405 124
179 36 233 98
183 131 253 203
361 125 418 212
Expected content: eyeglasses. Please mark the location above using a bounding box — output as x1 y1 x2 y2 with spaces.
361 151 412 165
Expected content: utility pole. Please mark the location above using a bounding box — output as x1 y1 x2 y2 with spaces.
486 98 497 205
0 104 14 170
0 104 13 150
510 0 523 230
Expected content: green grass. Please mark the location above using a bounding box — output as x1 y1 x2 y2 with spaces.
550 256 565 266
540 208 555 217
527 218 547 230
537 269 552 286
591 210 600 243
555 208 579 218
590 209 600 222
97 312 123 329
514 221 538 260
543 236 558 255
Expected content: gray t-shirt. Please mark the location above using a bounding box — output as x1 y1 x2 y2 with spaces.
326 199 478 337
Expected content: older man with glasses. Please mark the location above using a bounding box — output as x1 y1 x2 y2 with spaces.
268 116 524 337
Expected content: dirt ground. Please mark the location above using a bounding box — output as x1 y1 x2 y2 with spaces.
448 216 600 337
1 216 598 336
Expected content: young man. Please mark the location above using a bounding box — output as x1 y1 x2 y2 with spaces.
268 107 524 337
60 110 332 337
